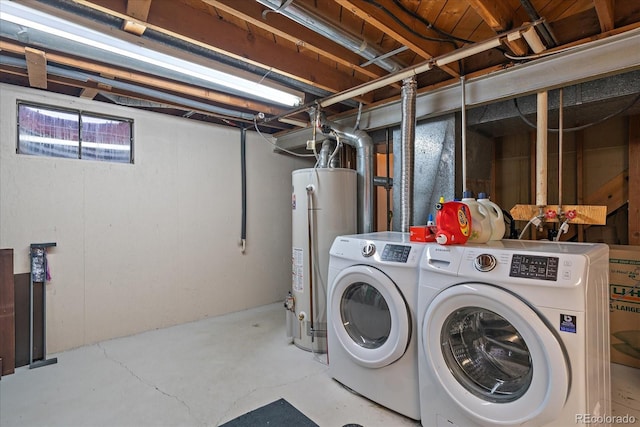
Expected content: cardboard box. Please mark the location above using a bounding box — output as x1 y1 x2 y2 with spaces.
609 245 640 369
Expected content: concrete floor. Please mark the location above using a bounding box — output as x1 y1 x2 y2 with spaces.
1 302 638 427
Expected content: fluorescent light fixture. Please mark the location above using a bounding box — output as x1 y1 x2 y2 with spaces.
0 2 303 107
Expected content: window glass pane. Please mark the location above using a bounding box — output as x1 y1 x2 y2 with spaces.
18 104 79 158
81 114 132 163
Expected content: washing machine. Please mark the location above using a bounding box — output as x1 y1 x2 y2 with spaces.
418 240 611 427
327 232 426 420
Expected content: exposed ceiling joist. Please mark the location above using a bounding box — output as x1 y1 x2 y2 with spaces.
72 0 372 98
2 0 639 134
466 0 529 56
0 40 287 116
593 0 616 32
202 0 392 85
334 0 460 78
24 46 48 89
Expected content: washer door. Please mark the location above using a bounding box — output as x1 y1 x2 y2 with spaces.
330 265 411 368
423 283 569 426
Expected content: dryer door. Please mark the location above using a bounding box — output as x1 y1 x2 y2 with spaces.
423 283 569 426
330 265 411 368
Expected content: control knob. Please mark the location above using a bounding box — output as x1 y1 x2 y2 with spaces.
362 243 376 257
474 254 497 272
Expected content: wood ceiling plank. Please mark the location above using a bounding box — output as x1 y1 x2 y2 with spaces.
126 0 152 21
465 0 528 55
24 47 48 89
69 0 370 96
466 0 512 30
0 40 287 116
201 0 388 83
593 0 615 32
335 0 460 78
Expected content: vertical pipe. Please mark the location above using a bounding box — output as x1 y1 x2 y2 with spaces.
461 76 468 193
399 76 417 232
558 88 564 213
536 91 548 207
240 127 247 253
386 127 392 231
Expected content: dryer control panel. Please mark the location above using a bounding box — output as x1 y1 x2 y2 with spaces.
509 254 559 281
381 244 412 263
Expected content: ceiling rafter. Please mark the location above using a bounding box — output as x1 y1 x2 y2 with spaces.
24 46 48 89
465 0 529 56
0 40 288 116
69 0 372 98
201 0 391 85
334 0 460 78
593 0 615 32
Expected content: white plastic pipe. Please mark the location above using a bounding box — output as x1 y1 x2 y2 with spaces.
536 91 548 206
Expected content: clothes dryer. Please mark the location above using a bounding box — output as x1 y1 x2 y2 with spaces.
327 232 426 420
418 240 611 427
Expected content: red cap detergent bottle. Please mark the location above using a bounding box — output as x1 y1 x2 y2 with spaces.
435 197 472 245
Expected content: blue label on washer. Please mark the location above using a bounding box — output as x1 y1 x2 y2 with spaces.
560 314 577 333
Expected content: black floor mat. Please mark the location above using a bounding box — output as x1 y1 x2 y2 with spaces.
220 398 319 427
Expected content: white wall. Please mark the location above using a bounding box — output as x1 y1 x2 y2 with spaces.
0 84 310 353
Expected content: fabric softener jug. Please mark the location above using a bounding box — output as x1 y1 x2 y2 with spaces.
435 198 471 245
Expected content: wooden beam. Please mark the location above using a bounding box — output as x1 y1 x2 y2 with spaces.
334 0 460 78
80 87 100 99
126 0 152 21
465 0 528 56
510 204 607 225
593 0 616 33
0 40 287 116
24 47 47 89
202 0 391 84
69 0 371 96
576 130 584 241
629 115 640 245
584 170 629 214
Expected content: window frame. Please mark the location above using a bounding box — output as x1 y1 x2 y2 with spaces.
16 101 134 164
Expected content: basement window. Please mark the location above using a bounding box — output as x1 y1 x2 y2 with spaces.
17 102 133 163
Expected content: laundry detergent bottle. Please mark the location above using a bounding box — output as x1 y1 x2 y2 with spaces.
435 197 471 245
461 191 492 243
477 193 506 240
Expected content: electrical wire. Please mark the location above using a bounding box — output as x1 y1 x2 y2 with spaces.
359 0 463 46
253 116 316 157
390 0 473 44
513 92 640 133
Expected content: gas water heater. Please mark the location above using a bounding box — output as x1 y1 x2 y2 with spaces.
289 168 357 353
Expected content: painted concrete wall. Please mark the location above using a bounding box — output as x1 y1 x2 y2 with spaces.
0 84 310 353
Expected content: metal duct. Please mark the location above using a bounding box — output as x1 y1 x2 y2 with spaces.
311 109 374 233
257 0 401 73
399 77 417 232
317 139 332 168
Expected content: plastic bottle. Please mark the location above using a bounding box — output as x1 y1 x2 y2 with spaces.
461 191 492 243
435 197 471 245
477 193 506 240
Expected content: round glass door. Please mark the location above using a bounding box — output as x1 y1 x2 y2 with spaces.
330 265 410 368
440 307 532 403
423 283 569 426
340 282 392 349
